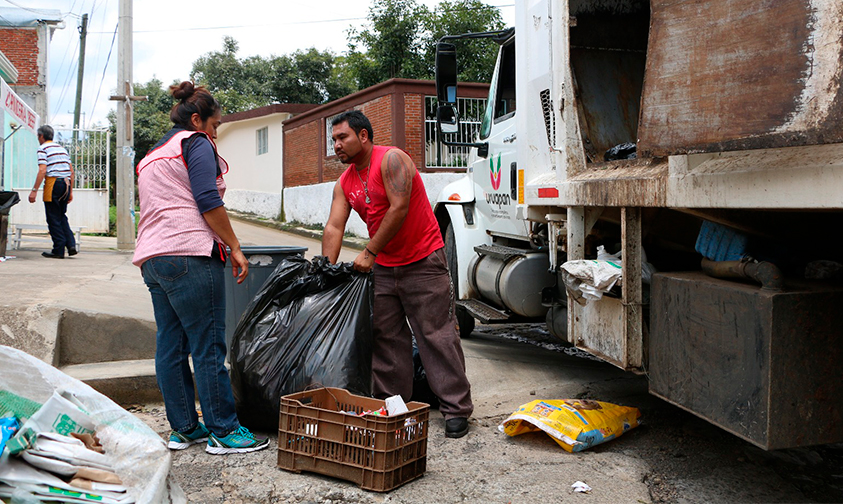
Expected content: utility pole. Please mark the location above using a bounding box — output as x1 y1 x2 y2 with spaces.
72 13 88 142
109 0 145 251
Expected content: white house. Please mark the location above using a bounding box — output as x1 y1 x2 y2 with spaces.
216 103 317 219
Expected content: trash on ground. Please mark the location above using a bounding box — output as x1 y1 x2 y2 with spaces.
230 255 373 432
499 398 641 452
0 256 15 262
0 345 184 503
571 480 592 493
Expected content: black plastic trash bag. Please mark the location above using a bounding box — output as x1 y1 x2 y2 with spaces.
604 142 637 161
411 338 440 409
229 255 373 431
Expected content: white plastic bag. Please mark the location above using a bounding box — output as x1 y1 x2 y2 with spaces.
561 246 658 304
0 345 186 504
560 246 623 304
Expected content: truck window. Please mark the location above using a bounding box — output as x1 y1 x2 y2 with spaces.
480 41 516 139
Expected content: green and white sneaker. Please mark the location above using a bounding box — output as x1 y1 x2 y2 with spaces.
206 425 269 455
168 422 210 450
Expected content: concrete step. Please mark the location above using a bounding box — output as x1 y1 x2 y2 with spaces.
62 359 162 405
62 358 230 406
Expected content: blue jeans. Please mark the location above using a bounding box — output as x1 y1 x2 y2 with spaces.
43 178 76 256
142 255 239 437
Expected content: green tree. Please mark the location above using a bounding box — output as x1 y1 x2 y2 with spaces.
190 37 355 113
346 0 428 88
420 0 505 83
345 0 504 87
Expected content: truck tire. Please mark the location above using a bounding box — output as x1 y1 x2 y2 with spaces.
446 222 475 338
545 304 571 345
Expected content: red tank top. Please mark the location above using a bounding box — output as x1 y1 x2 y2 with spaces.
339 145 443 267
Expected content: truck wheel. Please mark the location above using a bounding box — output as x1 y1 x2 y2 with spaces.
446 222 475 338
456 306 475 339
545 304 571 345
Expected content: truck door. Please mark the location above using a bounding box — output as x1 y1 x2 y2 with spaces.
473 39 526 238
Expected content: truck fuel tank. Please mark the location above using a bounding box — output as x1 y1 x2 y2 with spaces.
468 245 556 318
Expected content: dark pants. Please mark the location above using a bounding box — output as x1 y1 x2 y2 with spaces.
372 247 474 419
43 178 76 256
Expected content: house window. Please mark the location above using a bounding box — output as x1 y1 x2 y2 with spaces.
256 127 268 155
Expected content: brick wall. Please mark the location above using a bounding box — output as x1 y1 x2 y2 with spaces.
284 121 321 188
0 28 39 86
283 79 489 188
404 93 425 170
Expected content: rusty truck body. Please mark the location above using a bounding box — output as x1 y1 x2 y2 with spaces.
433 0 843 450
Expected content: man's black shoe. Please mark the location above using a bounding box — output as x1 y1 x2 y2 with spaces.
67 247 78 256
445 417 469 438
42 252 64 259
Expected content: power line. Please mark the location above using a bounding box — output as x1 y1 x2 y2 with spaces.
0 0 81 20
51 38 80 124
88 22 117 124
85 3 515 34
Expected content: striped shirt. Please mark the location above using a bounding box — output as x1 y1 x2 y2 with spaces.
37 142 73 178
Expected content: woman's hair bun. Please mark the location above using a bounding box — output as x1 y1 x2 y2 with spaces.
170 81 196 100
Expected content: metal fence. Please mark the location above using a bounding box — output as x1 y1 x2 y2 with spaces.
424 96 487 169
53 128 110 190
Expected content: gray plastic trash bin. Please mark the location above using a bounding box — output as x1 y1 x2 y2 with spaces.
224 245 307 350
0 191 20 257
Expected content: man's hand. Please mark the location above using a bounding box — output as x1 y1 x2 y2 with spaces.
28 190 36 204
68 191 73 203
352 248 376 273
229 247 249 284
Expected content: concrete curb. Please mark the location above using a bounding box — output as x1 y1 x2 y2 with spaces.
228 211 367 252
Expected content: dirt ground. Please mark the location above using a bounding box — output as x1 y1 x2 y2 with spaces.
132 324 843 503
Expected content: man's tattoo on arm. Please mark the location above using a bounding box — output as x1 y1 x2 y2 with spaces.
384 151 413 196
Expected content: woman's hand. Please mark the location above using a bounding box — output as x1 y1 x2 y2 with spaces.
230 247 249 284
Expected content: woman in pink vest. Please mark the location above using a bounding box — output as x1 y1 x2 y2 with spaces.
133 81 268 455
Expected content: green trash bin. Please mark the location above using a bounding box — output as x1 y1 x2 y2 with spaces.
224 245 307 351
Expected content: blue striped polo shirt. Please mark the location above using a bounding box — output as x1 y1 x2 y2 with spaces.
37 142 73 178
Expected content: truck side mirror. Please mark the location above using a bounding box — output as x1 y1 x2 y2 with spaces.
435 42 460 136
435 42 458 104
437 104 459 135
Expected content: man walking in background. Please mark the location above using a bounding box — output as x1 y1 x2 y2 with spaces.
321 110 473 438
30 125 77 258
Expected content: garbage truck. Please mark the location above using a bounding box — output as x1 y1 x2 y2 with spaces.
432 0 843 450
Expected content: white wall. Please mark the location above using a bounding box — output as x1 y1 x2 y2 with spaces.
217 114 288 218
284 172 464 238
8 188 109 233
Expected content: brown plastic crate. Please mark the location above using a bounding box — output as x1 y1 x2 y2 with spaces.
277 387 429 492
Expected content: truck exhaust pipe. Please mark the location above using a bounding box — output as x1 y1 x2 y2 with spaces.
700 258 784 292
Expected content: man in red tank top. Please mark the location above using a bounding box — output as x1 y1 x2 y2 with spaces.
323 111 473 438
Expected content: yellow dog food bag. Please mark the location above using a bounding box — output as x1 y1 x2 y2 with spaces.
499 399 641 452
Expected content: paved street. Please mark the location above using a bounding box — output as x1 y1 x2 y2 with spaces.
2 217 842 503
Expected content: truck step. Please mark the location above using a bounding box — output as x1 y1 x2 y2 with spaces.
458 299 510 323
474 244 527 261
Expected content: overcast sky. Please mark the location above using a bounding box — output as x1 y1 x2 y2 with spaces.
15 0 514 129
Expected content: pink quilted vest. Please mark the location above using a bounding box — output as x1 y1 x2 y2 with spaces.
132 130 229 267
